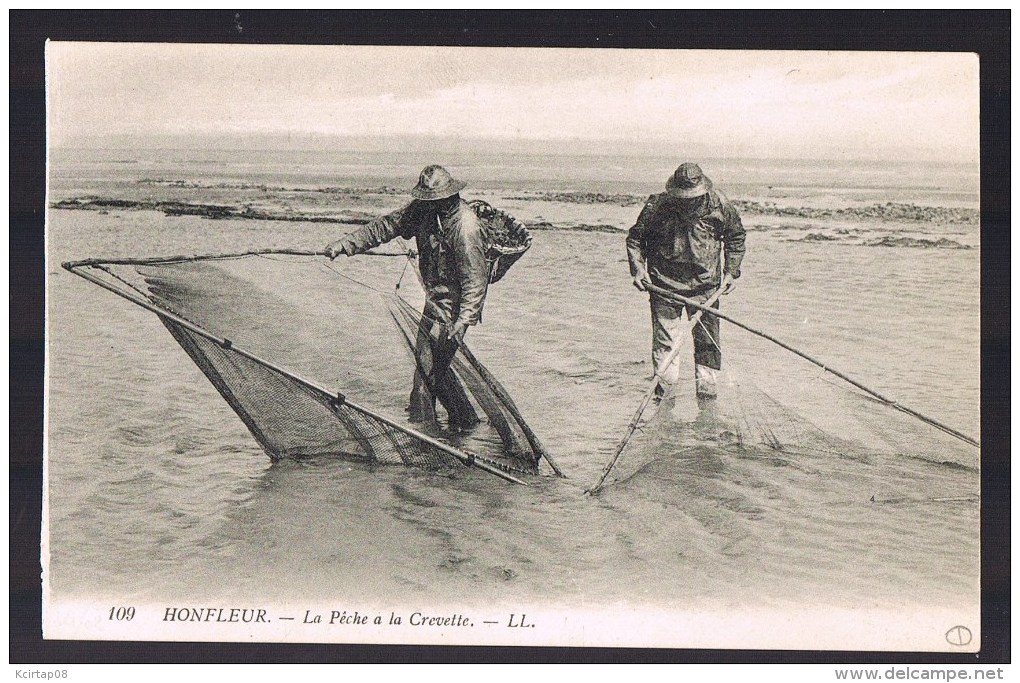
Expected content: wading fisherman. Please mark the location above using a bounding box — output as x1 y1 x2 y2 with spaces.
626 162 746 403
325 165 489 430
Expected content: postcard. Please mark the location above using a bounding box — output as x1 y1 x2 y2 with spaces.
42 41 982 652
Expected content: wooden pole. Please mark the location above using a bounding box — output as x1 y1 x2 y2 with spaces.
643 282 979 448
63 262 529 485
397 252 565 477
62 248 404 270
586 286 725 495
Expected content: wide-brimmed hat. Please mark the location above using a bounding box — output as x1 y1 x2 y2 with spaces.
411 165 467 201
666 162 713 198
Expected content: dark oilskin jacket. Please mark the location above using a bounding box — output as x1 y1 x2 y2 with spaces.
626 189 746 295
331 199 490 327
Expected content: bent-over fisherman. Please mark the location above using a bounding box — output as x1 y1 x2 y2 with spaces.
325 165 488 430
626 162 746 402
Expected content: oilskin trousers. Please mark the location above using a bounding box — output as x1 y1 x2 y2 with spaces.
650 291 721 398
408 298 480 429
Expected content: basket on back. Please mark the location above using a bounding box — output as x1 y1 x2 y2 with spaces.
468 199 533 284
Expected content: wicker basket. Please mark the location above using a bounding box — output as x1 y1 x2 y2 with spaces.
469 200 533 283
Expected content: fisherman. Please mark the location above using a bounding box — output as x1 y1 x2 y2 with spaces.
626 162 746 402
325 165 488 430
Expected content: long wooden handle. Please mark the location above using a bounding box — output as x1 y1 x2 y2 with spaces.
397 251 564 477
64 262 529 485
586 286 725 495
62 248 405 270
643 282 979 448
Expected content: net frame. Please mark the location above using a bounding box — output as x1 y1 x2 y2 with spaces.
63 253 531 485
587 282 980 493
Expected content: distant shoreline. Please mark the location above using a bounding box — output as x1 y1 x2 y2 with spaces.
50 193 976 250
52 190 979 227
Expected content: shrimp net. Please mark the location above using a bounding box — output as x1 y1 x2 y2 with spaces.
591 293 980 493
64 250 555 481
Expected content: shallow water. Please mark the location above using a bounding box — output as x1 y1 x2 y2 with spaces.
44 150 980 648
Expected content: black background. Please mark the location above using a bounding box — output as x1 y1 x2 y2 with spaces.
10 10 1010 664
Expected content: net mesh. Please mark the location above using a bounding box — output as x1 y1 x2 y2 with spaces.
70 253 548 478
388 296 549 464
597 306 979 490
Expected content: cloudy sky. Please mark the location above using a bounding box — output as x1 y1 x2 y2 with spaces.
47 43 979 160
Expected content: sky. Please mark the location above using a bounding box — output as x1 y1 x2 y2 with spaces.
46 43 980 161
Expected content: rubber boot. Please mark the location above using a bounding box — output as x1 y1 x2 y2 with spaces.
408 371 438 424
695 364 718 400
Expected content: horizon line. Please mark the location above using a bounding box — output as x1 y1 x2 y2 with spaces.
49 133 978 165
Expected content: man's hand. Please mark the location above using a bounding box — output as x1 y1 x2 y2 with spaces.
632 268 649 291
446 320 468 344
720 273 737 295
324 244 346 260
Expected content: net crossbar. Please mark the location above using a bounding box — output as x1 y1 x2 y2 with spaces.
63 251 549 484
